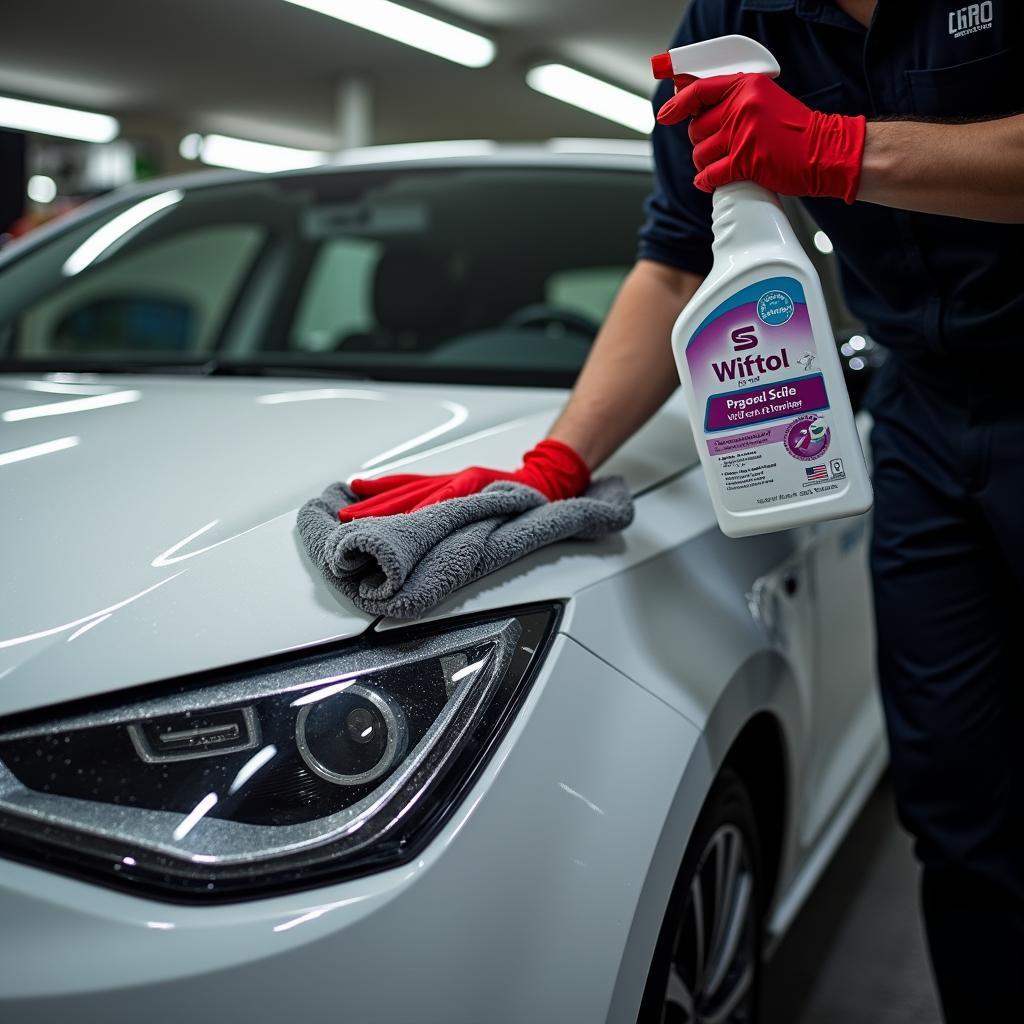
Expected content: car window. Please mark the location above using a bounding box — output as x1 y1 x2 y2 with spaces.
291 238 380 353
546 266 629 324
11 224 264 359
0 166 874 389
0 166 649 385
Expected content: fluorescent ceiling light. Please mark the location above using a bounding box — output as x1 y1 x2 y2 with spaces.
181 133 325 173
27 174 58 204
527 65 654 135
334 139 498 165
547 138 652 156
0 95 118 143
281 0 494 68
63 191 183 277
178 133 203 161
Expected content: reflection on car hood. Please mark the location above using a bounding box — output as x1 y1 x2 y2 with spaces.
0 373 693 714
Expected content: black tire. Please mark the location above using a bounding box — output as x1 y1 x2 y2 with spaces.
638 769 765 1024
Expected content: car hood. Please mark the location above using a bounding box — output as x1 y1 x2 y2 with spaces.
0 373 694 715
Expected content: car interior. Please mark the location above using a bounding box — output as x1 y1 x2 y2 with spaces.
0 164 875 400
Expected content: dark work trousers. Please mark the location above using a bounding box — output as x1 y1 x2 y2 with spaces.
867 354 1024 1022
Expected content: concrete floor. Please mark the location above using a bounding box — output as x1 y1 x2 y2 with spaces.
762 778 943 1024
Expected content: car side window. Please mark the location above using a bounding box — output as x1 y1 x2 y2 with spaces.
13 224 264 358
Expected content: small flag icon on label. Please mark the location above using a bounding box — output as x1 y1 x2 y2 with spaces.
806 464 828 482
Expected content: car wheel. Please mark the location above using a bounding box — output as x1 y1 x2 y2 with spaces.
638 769 764 1024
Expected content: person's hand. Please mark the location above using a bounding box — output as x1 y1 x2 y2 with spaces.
339 439 590 521
656 73 866 204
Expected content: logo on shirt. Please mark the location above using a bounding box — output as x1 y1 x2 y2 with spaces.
948 2 993 39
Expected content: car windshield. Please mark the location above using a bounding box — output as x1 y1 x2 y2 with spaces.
0 163 651 387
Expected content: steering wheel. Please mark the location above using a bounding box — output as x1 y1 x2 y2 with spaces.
503 304 600 338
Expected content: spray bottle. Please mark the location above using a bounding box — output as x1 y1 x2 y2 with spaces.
651 35 872 538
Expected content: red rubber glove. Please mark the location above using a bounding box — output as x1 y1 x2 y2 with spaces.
339 439 590 522
656 73 866 204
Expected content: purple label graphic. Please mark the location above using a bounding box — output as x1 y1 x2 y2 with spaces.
704 374 829 432
687 277 819 402
706 423 791 457
784 415 832 461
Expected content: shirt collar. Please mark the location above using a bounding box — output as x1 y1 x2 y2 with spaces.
740 0 865 31
740 0 797 10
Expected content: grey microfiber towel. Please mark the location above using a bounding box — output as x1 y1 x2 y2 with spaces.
297 477 634 619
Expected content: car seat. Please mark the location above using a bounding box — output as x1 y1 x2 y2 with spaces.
337 246 463 353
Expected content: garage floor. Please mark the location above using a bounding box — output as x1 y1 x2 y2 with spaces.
762 778 942 1024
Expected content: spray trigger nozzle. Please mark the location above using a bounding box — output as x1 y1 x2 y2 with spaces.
651 34 781 82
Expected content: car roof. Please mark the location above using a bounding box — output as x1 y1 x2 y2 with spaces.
0 141 653 269
183 139 653 186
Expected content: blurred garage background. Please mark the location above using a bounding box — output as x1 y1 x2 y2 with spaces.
1 0 679 240
0 2 934 1020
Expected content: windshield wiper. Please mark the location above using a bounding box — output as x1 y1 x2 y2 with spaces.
0 358 214 376
0 357 374 381
201 360 374 380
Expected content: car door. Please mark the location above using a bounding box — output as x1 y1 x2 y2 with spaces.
796 380 883 852
774 203 885 846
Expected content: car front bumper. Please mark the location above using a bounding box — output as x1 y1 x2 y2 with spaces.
0 634 703 1024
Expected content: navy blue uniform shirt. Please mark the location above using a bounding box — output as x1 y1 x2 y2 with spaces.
638 0 1022 357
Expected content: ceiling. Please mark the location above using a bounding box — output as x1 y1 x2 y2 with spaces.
0 0 690 151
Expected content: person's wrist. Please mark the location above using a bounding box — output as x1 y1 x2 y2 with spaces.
523 439 591 500
810 111 867 204
856 120 905 205
544 422 601 472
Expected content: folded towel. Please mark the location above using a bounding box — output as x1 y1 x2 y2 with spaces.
296 477 634 619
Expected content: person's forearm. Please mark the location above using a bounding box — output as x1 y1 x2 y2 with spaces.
548 259 702 469
858 114 1024 222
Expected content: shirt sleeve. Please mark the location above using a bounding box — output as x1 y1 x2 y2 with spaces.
637 0 730 277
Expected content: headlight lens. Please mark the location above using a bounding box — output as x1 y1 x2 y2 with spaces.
0 607 555 901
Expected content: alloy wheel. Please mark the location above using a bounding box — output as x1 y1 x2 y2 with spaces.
660 824 758 1024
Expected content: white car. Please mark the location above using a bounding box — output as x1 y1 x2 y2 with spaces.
0 146 885 1024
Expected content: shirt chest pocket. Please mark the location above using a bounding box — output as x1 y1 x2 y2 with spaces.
795 82 862 117
906 47 1019 119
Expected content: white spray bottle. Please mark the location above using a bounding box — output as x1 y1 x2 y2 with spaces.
651 35 872 538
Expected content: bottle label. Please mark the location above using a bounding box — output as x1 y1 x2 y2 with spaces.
687 276 848 513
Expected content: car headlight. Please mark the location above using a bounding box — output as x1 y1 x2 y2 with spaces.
0 607 556 901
